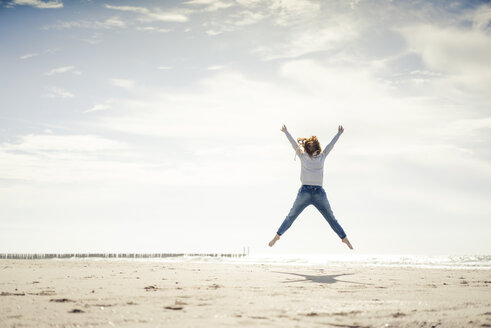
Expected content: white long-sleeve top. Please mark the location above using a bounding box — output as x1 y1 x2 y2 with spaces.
284 130 341 186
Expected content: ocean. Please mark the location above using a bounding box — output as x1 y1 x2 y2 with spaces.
110 254 491 270
3 253 490 270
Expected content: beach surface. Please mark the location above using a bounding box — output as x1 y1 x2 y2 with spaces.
0 259 490 327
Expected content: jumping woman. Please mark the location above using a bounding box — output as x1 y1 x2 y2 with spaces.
269 124 353 250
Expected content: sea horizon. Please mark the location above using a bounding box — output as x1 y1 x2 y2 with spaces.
2 252 490 270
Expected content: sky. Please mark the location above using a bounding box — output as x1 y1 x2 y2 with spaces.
0 0 490 255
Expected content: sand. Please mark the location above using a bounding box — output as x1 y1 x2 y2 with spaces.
0 259 490 328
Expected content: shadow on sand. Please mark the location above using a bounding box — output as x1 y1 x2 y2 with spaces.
272 271 373 285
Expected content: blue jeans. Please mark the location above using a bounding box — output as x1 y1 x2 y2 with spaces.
276 185 347 239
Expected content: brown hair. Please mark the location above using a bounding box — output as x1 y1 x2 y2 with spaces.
297 136 321 157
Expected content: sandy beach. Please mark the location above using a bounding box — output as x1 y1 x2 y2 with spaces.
0 259 490 327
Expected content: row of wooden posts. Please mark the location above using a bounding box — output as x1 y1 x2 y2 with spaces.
0 248 250 260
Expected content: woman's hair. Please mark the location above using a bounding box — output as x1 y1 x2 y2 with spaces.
297 136 321 157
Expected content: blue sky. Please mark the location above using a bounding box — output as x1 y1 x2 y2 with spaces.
1 0 490 255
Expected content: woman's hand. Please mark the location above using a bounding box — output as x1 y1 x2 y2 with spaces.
281 124 287 132
338 125 344 134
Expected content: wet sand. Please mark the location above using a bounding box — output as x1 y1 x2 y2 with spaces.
0 259 490 327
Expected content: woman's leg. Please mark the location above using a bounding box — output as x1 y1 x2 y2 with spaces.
312 189 349 240
269 188 311 246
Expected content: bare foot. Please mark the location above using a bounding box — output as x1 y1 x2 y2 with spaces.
269 234 280 247
342 237 353 250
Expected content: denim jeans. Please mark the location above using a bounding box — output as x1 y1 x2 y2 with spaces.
276 185 347 239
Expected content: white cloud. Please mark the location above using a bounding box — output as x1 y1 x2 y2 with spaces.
184 0 234 12
105 4 189 22
268 0 320 26
349 0 361 10
44 65 75 75
401 26 491 74
469 3 491 31
399 24 491 97
0 131 273 187
111 78 136 90
434 117 491 141
80 33 103 44
19 53 38 60
205 29 223 36
254 19 358 60
207 65 224 70
0 134 137 184
235 0 262 6
45 86 74 98
279 59 385 100
42 17 126 30
104 4 148 14
231 10 266 26
158 66 173 70
85 104 111 113
95 72 282 138
81 38 102 45
203 9 266 35
44 48 60 54
11 0 62 9
1 134 125 153
92 64 403 148
197 0 355 55
85 73 306 161
136 26 171 33
103 16 126 28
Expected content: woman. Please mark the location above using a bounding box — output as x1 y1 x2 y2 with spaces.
269 124 353 250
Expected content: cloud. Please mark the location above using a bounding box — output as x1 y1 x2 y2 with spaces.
44 65 75 75
111 78 136 90
42 17 125 30
44 48 60 54
268 0 320 26
434 117 491 141
104 4 148 14
91 64 398 145
43 5 186 32
80 33 103 44
399 24 491 97
0 131 274 187
102 16 126 28
45 86 74 98
0 134 136 184
279 59 385 100
203 9 267 35
253 16 358 60
184 0 234 12
19 53 38 60
136 26 171 33
231 10 267 26
207 65 224 70
469 3 491 31
1 134 125 153
158 66 173 70
11 0 62 9
95 72 282 138
198 0 354 55
105 4 189 22
85 104 111 113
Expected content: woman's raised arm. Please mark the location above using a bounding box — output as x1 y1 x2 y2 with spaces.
281 124 301 155
322 125 344 156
